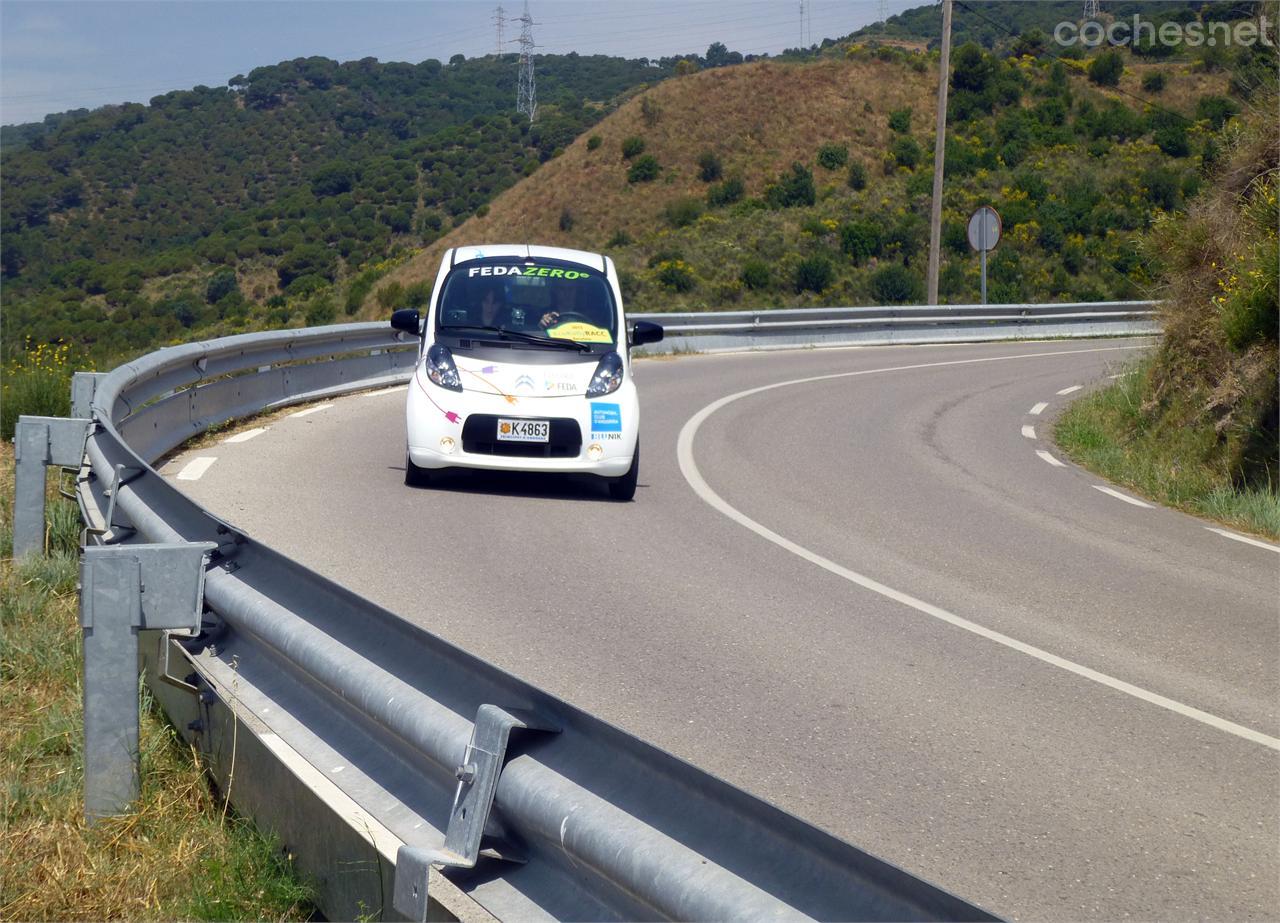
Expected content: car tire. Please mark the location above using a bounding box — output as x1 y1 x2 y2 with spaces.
405 451 432 487
608 440 639 501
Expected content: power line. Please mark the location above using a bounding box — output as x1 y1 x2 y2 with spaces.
493 5 507 55
516 1 537 122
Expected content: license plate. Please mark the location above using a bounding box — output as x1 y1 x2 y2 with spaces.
496 418 549 443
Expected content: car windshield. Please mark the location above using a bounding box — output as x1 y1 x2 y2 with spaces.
436 259 617 349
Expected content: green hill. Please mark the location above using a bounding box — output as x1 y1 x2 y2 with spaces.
371 41 1244 314
1 53 669 360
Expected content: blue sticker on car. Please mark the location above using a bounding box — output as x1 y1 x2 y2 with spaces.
591 403 622 432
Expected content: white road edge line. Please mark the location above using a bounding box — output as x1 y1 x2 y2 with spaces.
677 346 1280 753
1092 485 1154 508
223 427 267 444
1206 527 1280 554
1057 384 1083 395
1036 450 1066 468
1021 425 1037 440
289 403 333 418
362 385 408 398
176 456 217 481
1029 402 1049 415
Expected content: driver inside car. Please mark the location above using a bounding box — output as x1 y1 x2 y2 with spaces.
539 281 604 330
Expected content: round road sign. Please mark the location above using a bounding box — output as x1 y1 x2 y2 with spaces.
967 206 1002 253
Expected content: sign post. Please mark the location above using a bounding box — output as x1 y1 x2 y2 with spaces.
967 206 1002 305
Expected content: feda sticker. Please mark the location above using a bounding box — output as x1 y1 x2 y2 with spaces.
547 322 612 344
467 265 592 280
591 403 622 433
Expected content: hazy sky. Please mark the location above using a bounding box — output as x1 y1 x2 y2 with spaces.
0 0 922 126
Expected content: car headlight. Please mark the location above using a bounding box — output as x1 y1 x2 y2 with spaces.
425 344 462 392
586 351 624 397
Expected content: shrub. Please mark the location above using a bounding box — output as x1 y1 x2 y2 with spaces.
559 207 575 231
305 295 337 326
404 282 432 309
1 341 74 440
627 154 660 183
587 134 602 150
655 259 696 292
817 143 848 170
205 268 238 304
1195 95 1240 130
698 151 723 182
376 280 405 310
606 229 632 248
620 136 645 159
847 161 867 190
647 248 683 268
891 136 923 170
840 221 883 264
707 176 745 206
888 107 912 134
870 264 923 303
793 255 833 294
665 197 703 228
641 95 662 126
1088 50 1124 87
740 259 771 290
766 163 816 208
1141 72 1167 93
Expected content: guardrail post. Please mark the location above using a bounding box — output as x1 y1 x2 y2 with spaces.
12 415 92 558
80 542 216 821
72 371 108 419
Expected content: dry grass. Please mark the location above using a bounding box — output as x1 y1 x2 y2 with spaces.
1118 62 1231 113
0 443 314 921
366 57 935 314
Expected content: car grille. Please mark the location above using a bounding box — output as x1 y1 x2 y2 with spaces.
461 415 583 459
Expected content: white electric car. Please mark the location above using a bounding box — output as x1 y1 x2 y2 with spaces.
390 245 663 500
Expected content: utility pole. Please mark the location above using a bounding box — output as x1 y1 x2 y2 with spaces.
493 5 507 55
925 0 953 306
516 1 537 122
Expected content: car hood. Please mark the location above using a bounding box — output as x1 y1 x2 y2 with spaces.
452 355 597 398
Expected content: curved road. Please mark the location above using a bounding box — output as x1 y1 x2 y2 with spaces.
164 338 1279 921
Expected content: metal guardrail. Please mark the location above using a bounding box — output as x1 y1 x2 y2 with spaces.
633 301 1159 353
17 304 1156 919
45 321 999 921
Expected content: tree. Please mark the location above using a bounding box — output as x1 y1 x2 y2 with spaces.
1088 50 1124 87
766 163 815 208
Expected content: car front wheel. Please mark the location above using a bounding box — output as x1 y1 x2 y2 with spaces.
405 451 432 487
608 440 639 501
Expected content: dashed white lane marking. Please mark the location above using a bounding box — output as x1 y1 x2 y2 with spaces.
1092 485 1154 508
1029 402 1049 415
223 427 267 444
362 386 408 398
1021 425 1037 440
289 403 333 418
1036 450 1066 468
176 456 217 481
678 350 1280 752
1206 528 1280 554
1056 384 1083 395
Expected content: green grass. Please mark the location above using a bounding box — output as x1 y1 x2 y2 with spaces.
1 445 315 921
1055 358 1280 539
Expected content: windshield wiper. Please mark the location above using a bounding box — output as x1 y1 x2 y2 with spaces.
443 324 592 352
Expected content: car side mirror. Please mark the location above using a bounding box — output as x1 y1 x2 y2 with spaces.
631 321 664 347
390 308 421 335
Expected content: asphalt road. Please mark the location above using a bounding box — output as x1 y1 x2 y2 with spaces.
163 338 1279 921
